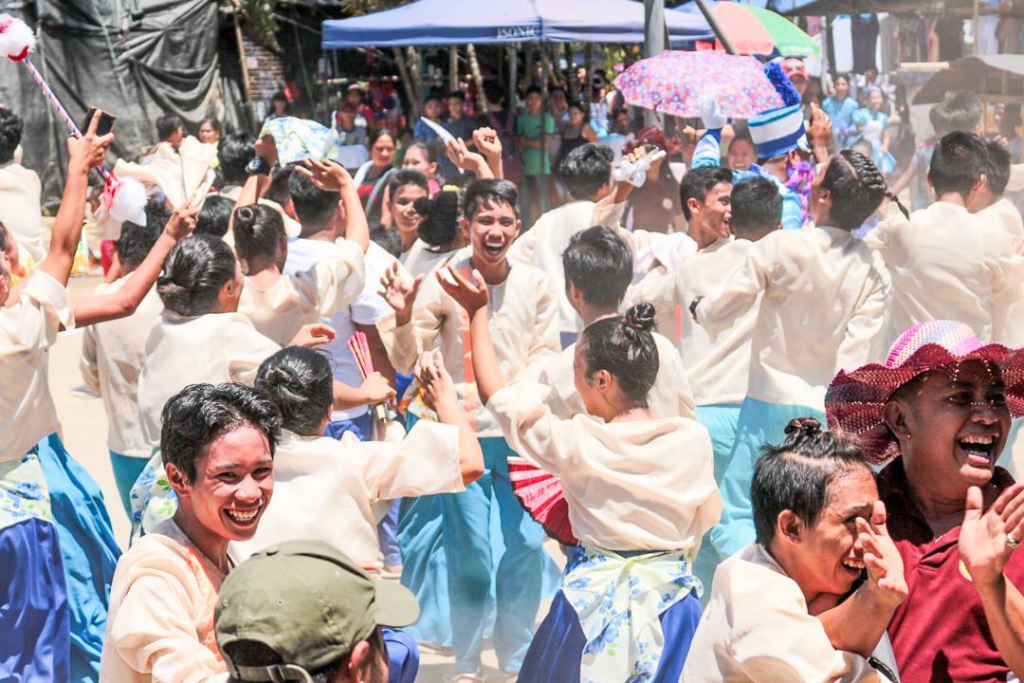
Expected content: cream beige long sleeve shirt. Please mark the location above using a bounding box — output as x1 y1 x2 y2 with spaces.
628 237 756 406
138 311 280 448
865 201 1023 346
682 544 880 683
0 270 74 463
81 277 164 457
237 239 364 346
377 247 560 436
230 421 463 569
487 382 721 552
99 519 228 683
695 225 890 409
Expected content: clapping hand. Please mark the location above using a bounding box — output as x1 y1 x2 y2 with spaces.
378 261 423 326
959 483 1024 588
856 500 908 608
436 265 489 317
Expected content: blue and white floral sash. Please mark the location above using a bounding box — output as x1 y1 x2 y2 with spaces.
562 546 700 683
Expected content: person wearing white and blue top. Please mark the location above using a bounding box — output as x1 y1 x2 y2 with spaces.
691 62 819 231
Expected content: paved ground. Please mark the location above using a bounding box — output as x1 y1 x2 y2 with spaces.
52 274 555 681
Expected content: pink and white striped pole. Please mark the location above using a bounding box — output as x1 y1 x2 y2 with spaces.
0 13 147 225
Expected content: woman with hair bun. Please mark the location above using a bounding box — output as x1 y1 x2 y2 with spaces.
401 189 467 277
441 265 721 683
233 201 367 346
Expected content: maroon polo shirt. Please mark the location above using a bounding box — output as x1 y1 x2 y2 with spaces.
880 459 1024 682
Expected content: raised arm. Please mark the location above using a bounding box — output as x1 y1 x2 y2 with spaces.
72 205 197 327
296 158 369 253
473 127 504 180
418 350 485 484
436 265 504 405
960 484 1024 677
40 115 113 287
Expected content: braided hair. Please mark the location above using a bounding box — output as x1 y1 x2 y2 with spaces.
578 303 659 407
820 150 908 231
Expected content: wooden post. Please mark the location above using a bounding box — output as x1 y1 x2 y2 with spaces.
973 0 981 56
509 44 519 104
405 46 426 105
232 1 253 103
467 44 487 113
449 45 459 92
584 43 594 98
392 47 421 122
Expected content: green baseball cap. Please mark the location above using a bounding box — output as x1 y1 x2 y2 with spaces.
214 540 419 682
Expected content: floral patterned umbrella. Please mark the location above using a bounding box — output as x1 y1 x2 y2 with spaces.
613 50 783 119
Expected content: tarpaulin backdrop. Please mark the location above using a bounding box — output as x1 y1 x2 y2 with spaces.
0 0 241 204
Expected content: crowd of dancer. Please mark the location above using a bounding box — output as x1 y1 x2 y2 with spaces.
4 57 1024 683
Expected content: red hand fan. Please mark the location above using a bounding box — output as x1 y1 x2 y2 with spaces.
508 457 578 546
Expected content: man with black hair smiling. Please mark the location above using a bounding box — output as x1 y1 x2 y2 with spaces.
100 382 281 682
508 143 653 347
0 107 44 263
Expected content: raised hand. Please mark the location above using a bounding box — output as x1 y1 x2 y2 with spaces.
445 138 491 178
296 158 353 192
68 112 114 172
436 265 488 317
472 127 502 159
290 322 337 348
417 350 458 415
855 500 908 608
807 103 833 152
164 204 199 241
254 134 279 168
959 483 1024 588
378 261 423 326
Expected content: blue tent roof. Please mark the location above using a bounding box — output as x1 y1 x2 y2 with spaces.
322 0 714 49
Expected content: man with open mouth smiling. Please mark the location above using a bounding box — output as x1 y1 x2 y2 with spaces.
100 383 281 682
828 320 1024 683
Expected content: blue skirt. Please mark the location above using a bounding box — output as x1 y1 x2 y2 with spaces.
0 516 70 682
37 434 121 683
518 589 702 682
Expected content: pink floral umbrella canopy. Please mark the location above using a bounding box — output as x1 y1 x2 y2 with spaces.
613 50 784 119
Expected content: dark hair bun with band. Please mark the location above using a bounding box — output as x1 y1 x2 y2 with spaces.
622 302 656 333
580 302 659 407
415 190 461 249
784 417 824 438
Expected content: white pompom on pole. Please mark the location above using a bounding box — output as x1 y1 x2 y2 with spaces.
0 14 35 62
104 176 147 227
0 13 148 227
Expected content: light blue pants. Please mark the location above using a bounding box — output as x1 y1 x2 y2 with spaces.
441 437 547 674
709 398 825 561
694 403 742 602
109 451 149 516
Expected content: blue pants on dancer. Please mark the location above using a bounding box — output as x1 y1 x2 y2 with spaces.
442 437 547 675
